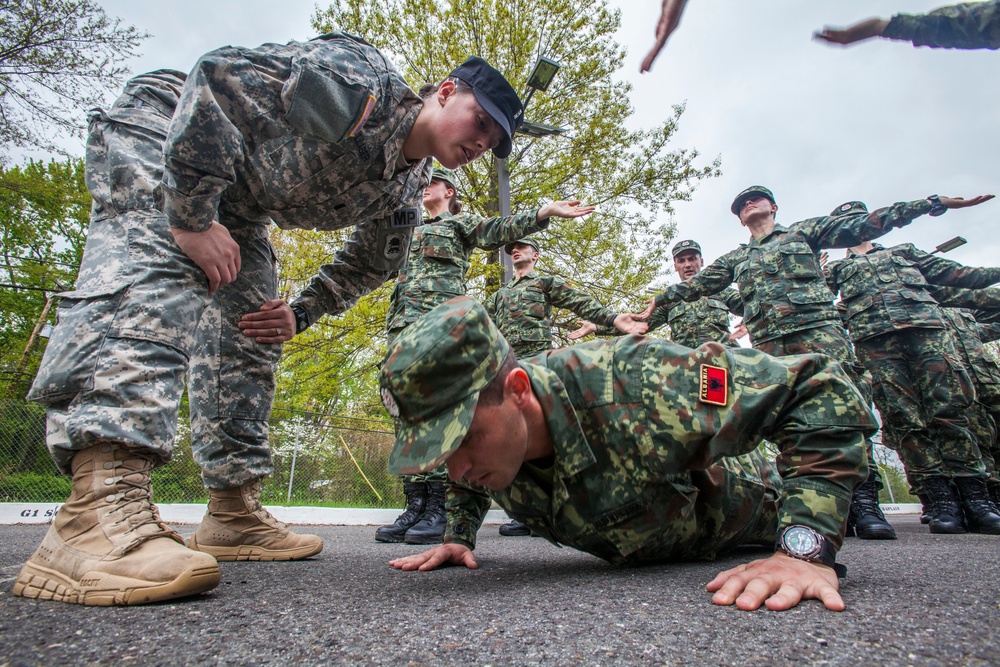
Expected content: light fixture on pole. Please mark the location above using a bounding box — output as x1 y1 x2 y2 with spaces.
498 56 563 282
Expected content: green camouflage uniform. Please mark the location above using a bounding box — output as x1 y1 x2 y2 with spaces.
825 242 1000 486
382 296 875 566
485 271 619 357
650 201 934 470
27 33 431 486
386 210 548 482
940 308 1000 488
643 288 744 349
882 1 1000 49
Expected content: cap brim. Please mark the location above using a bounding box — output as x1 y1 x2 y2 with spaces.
471 89 514 158
386 393 480 475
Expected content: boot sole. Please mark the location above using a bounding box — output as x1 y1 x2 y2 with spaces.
188 536 323 562
403 535 444 545
374 534 406 543
928 524 967 534
12 560 220 606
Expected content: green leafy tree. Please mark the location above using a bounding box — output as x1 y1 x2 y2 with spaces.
0 0 148 155
0 158 89 395
271 0 719 414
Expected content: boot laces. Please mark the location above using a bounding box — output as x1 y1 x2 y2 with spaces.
244 481 289 530
102 450 176 542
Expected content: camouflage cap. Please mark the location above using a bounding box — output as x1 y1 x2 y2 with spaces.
381 296 510 475
830 201 868 217
431 166 457 190
731 185 776 216
504 236 541 256
671 239 702 257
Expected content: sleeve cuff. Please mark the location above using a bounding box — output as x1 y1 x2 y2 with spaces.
157 184 221 233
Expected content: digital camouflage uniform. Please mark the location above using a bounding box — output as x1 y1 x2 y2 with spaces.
382 297 875 566
485 271 619 357
386 209 549 484
826 242 1000 486
882 0 1000 49
28 33 431 486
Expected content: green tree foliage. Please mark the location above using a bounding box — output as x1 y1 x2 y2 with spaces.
271 0 719 414
0 0 147 155
0 159 89 394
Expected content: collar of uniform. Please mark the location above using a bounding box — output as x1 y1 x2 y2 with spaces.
381 96 424 181
748 223 789 247
510 270 540 286
523 361 596 481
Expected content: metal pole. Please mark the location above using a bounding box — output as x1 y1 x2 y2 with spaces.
497 157 514 283
286 428 301 505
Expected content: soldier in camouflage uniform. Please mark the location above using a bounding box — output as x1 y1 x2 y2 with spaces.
485 237 647 535
816 1 1000 50
376 167 595 544
824 201 1000 535
15 37 523 606
380 296 877 612
571 239 745 348
635 187 990 539
939 306 1000 508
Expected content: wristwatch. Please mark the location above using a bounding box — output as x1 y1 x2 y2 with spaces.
290 304 311 335
776 525 847 578
927 194 948 217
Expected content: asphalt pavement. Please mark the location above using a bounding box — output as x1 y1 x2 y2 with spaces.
1 516 998 666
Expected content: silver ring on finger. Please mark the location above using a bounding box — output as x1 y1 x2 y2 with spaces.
275 327 281 336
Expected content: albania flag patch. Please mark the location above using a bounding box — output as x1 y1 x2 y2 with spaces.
699 364 728 406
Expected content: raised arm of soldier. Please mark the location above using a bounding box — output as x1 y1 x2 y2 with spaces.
815 1 1000 50
641 0 692 72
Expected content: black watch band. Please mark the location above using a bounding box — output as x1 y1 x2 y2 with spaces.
776 525 847 578
290 305 311 334
927 194 947 217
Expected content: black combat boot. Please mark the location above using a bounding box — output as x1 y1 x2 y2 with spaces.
845 471 896 539
404 482 446 544
917 492 931 525
954 477 1000 535
988 482 1000 513
499 520 531 537
375 482 426 543
922 476 966 534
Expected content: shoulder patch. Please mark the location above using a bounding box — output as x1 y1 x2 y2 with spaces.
348 94 378 138
699 364 728 406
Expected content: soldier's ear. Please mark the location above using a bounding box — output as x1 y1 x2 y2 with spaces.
505 368 533 408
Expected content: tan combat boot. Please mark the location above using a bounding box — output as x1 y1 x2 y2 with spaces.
13 443 221 606
188 479 323 561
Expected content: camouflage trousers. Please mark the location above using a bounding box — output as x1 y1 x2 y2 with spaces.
754 323 876 471
26 70 279 489
971 380 1000 487
857 327 985 487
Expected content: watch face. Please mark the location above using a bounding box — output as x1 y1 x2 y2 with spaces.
783 526 821 558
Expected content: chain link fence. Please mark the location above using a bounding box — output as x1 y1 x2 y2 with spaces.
0 400 406 509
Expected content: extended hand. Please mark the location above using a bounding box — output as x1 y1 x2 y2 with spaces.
568 321 598 341
941 194 995 209
638 297 657 320
728 322 748 342
706 552 844 612
640 0 690 73
389 544 479 572
613 314 648 336
814 18 890 46
238 299 296 344
170 222 241 292
538 200 597 220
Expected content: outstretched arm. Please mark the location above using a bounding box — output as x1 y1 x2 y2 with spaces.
706 552 843 611
640 0 691 72
815 18 890 46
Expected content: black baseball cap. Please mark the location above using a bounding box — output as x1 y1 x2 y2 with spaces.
449 57 523 159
